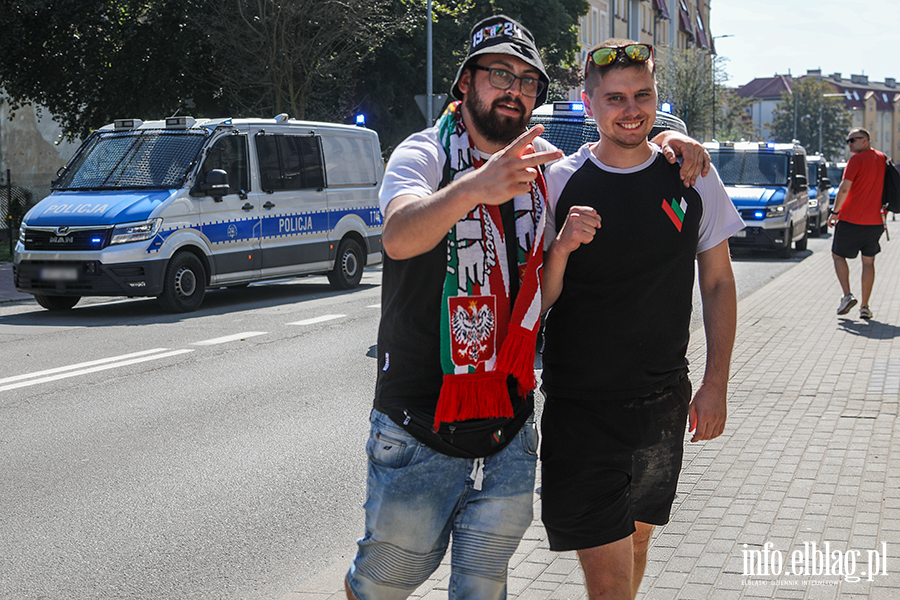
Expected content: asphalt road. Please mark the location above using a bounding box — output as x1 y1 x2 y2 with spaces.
0 233 835 600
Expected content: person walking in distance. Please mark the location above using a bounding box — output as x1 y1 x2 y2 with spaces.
539 39 744 600
829 128 888 320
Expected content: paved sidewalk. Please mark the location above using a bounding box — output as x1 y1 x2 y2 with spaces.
282 221 900 600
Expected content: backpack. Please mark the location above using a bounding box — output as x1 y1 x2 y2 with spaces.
884 157 900 214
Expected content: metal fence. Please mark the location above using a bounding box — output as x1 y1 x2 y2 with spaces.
2 169 53 249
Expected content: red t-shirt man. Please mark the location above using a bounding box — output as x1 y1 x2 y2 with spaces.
838 147 886 225
828 128 887 320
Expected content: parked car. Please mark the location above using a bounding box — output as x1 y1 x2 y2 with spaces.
704 141 810 258
15 115 384 312
806 155 832 236
528 101 688 155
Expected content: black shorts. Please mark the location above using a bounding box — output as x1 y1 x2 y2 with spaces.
540 377 691 552
832 221 883 258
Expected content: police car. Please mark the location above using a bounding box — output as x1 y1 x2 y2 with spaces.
704 141 810 258
14 115 384 312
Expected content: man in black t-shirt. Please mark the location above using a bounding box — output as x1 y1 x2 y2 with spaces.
540 39 743 599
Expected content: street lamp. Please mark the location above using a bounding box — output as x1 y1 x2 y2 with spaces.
711 34 734 140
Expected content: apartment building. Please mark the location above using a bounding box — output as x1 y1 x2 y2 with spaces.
736 70 899 161
573 0 713 99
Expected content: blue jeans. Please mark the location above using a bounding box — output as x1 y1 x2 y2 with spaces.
346 409 538 600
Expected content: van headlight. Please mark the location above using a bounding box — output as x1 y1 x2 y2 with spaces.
19 221 27 244
110 218 163 245
765 205 786 219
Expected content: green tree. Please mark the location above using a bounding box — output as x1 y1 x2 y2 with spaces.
198 0 400 122
656 45 729 141
714 90 758 142
0 0 225 139
351 0 588 155
769 78 851 161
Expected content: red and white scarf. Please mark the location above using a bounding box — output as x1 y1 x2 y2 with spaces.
434 101 545 430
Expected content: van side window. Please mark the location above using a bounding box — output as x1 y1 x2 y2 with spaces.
202 134 249 194
255 134 325 191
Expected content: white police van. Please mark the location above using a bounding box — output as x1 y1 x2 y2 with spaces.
14 115 384 312
806 154 832 237
704 141 809 258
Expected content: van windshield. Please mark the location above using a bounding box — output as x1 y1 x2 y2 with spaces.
55 130 207 190
709 151 790 187
827 165 844 183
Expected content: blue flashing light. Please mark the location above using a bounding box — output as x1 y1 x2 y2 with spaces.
569 102 585 112
355 114 366 127
752 211 765 220
660 102 672 113
767 142 775 148
91 238 103 244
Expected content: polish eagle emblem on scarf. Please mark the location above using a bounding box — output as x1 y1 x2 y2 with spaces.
449 296 496 367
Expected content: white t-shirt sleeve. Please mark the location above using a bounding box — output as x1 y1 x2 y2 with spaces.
694 164 745 253
378 130 443 216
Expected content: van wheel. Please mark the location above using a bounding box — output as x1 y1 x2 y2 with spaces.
328 238 364 290
158 252 206 312
34 294 80 311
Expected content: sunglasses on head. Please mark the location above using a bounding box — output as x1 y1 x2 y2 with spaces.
846 136 865 144
585 44 653 76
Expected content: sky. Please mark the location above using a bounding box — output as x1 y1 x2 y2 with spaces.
709 0 900 88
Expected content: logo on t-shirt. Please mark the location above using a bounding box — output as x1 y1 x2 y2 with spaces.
662 197 688 232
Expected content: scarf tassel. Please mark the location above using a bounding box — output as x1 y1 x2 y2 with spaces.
433 371 513 431
494 324 538 398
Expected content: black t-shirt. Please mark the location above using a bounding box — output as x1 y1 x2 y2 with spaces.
541 152 702 400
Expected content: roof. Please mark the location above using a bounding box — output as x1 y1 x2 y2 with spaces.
735 75 793 100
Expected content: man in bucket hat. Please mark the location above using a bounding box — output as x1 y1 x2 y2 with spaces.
345 16 709 600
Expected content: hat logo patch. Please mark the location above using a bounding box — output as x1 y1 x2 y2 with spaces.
473 21 524 48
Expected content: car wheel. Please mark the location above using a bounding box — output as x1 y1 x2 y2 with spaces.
158 251 206 313
34 294 80 311
327 238 364 290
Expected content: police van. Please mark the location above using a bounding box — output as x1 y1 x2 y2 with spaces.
704 141 810 258
14 115 384 312
806 154 832 237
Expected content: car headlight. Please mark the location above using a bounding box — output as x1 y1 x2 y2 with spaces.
110 218 163 245
19 221 27 244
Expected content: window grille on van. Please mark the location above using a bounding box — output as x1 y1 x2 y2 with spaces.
708 152 790 187
54 129 207 191
528 115 599 156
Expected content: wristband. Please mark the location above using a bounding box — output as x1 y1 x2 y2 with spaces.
829 209 838 215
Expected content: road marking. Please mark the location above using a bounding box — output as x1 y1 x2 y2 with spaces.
191 332 268 346
0 348 175 385
288 314 345 326
367 304 381 309
0 349 194 393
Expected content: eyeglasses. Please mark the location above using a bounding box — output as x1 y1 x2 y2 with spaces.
846 136 865 144
471 65 545 98
585 44 653 75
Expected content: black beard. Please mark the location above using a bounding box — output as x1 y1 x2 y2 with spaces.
464 86 528 146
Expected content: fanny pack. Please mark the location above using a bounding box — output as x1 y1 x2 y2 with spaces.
385 391 533 459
